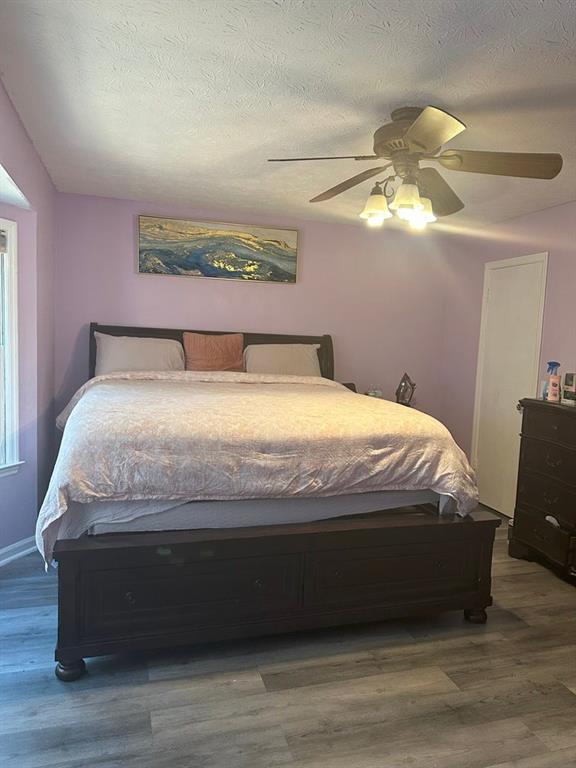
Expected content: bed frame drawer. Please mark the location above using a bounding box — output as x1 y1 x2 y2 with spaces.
304 541 479 608
54 507 500 681
81 555 301 639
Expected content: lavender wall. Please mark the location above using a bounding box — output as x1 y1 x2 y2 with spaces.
53 193 470 427
0 82 55 548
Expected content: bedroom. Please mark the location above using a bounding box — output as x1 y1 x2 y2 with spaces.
0 0 575 766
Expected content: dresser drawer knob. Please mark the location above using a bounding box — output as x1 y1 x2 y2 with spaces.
253 578 264 590
125 591 136 606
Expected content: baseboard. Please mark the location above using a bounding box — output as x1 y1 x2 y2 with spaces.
0 536 36 567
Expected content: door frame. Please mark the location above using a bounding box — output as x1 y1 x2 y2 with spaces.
471 252 548 472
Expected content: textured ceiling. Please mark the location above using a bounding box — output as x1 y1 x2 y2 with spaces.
0 0 575 226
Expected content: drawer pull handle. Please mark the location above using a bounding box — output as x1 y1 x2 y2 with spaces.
333 569 343 579
156 546 173 557
545 455 562 469
125 591 136 606
253 578 264 590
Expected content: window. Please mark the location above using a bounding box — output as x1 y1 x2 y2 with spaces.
0 218 19 473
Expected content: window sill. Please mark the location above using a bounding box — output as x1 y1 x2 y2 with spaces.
0 461 25 478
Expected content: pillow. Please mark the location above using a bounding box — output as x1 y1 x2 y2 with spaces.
94 332 185 376
244 344 321 377
183 332 244 372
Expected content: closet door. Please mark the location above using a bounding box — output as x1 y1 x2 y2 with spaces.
472 253 547 516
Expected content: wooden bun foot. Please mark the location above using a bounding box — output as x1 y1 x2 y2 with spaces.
464 608 487 624
55 659 86 682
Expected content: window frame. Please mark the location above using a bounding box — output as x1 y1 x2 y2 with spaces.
0 217 21 476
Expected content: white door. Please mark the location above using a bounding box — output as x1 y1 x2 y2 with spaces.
472 253 547 517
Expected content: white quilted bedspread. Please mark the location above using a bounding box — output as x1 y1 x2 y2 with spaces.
36 371 478 562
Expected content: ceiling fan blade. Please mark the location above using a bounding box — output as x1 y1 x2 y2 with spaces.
268 155 378 162
418 167 464 217
310 165 392 202
435 150 563 179
404 106 466 154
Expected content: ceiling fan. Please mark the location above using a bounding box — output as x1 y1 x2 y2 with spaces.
268 106 563 229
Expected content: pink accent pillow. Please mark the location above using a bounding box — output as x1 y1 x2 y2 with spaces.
183 332 244 372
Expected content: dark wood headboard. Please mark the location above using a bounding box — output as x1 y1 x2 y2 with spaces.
89 323 334 379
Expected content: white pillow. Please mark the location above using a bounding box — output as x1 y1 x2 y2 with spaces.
244 344 321 377
95 333 185 376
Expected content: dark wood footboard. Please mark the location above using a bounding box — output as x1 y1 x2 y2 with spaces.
53 505 500 680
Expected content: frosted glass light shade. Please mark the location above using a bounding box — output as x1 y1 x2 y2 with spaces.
403 197 437 229
389 182 423 212
359 189 392 220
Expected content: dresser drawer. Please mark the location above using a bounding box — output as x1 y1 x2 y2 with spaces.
517 471 576 529
82 554 301 639
513 509 574 568
520 438 576 488
303 541 478 608
523 405 576 448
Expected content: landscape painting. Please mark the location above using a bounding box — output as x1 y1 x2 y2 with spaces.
138 216 298 283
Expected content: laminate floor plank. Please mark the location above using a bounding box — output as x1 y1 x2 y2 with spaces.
286 717 551 768
262 632 508 691
1 538 575 768
483 749 576 768
0 712 152 768
0 667 265 735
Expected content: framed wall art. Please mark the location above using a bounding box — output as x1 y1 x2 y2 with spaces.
138 216 298 283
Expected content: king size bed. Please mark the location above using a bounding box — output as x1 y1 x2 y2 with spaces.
38 323 499 681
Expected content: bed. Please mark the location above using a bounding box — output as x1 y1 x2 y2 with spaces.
43 323 500 681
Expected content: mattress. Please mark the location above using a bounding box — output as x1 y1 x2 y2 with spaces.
58 490 452 539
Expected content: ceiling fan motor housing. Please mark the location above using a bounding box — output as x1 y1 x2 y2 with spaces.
373 107 424 159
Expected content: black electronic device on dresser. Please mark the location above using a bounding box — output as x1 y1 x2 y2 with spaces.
509 398 576 579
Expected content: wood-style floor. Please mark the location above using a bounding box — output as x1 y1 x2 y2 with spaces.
1 523 575 768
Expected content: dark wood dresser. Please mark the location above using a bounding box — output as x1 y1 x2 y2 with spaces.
509 398 576 578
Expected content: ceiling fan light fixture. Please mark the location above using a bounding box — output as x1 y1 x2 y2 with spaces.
404 197 437 229
389 182 423 213
403 197 437 229
359 183 392 222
